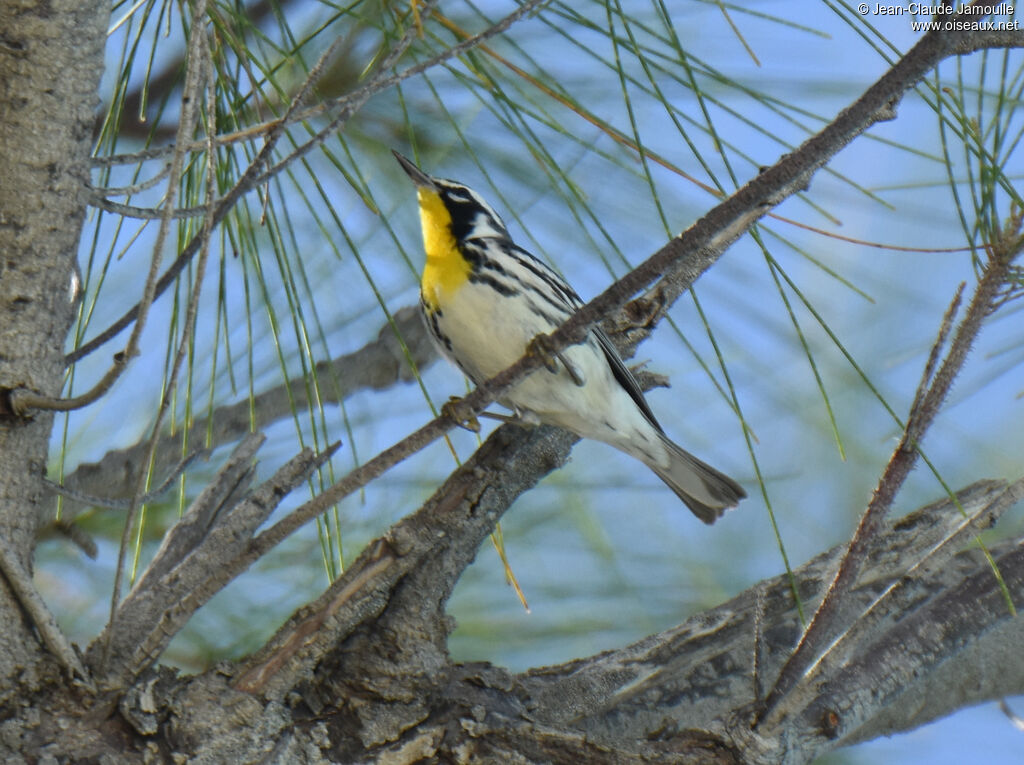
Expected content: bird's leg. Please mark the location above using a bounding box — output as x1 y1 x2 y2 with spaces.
440 395 481 433
526 333 586 387
526 332 560 374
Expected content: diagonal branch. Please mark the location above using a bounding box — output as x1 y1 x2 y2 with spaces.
0 542 91 686
770 480 1024 761
232 422 579 699
86 433 337 688
49 305 434 523
163 14 1024 574
67 0 543 363
758 233 1023 727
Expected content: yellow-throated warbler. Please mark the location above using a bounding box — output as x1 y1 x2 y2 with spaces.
394 151 745 523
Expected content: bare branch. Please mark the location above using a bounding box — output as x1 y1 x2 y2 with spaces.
76 478 1020 763
67 0 542 364
0 541 92 687
759 243 1021 726
87 434 336 688
141 9 1024 580
51 305 434 521
129 433 263 592
88 163 171 196
517 481 1009 727
44 449 206 511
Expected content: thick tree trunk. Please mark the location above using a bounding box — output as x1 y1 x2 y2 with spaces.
1 1 1021 762
0 0 107 698
5 455 1021 763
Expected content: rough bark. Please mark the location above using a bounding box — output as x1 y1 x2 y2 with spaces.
0 0 108 700
9 457 1023 763
1 1 1022 763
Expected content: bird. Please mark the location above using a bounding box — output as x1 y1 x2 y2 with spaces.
393 150 745 523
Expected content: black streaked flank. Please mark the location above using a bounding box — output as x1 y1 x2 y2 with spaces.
523 298 570 330
507 246 583 307
395 151 747 523
469 272 518 297
424 302 453 352
462 239 582 321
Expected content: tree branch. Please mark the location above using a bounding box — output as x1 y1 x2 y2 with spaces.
66 0 543 364
86 433 337 688
48 305 434 524
513 481 1013 727
134 8 1023 587
759 234 1022 726
164 479 1024 763
232 422 579 701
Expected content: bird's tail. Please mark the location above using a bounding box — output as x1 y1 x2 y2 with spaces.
648 435 746 524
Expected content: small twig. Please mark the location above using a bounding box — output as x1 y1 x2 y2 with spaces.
102 0 212 670
48 519 99 559
88 196 212 221
0 542 92 687
758 245 1019 727
87 163 171 197
124 433 266 606
907 283 964 431
43 449 206 510
999 699 1024 733
67 0 542 365
101 52 221 664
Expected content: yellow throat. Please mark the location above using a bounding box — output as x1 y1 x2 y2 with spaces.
417 187 470 311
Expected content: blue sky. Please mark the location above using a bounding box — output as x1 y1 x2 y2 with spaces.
41 1 1024 761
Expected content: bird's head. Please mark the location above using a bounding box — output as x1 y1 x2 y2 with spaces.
393 150 510 248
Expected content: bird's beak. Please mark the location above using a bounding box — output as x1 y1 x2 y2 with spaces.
392 150 437 190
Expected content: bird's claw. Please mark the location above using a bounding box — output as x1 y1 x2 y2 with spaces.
441 396 480 432
526 333 560 374
526 334 585 387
